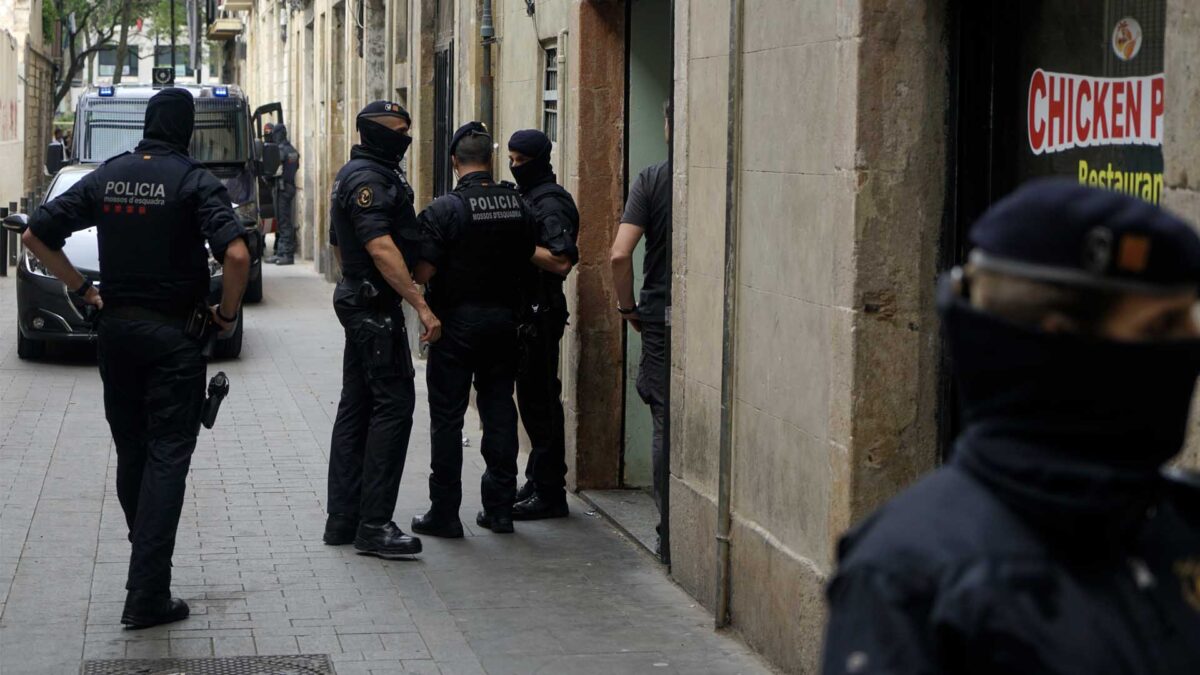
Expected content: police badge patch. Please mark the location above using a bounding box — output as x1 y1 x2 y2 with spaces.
1175 558 1200 612
357 186 374 208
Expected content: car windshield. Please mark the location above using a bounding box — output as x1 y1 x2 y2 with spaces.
46 170 89 201
77 95 249 165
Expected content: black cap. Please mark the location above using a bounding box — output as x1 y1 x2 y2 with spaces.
450 121 490 156
969 178 1200 295
356 100 411 128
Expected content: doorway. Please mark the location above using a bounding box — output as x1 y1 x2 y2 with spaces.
622 0 673 492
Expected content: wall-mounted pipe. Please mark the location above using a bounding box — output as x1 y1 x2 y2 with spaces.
480 0 495 133
715 0 745 630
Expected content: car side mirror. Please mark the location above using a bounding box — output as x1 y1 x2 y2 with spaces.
2 213 28 233
259 142 282 178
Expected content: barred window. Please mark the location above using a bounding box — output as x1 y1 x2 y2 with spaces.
542 44 558 142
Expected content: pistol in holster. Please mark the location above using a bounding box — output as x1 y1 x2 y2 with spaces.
201 372 230 429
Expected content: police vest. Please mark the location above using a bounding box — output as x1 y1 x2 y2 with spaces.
432 181 531 311
94 149 211 312
521 182 578 314
331 158 422 274
280 141 300 189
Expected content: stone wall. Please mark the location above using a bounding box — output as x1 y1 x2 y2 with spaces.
1165 0 1200 469
669 1 947 671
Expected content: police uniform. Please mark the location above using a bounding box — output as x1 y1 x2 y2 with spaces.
821 180 1200 675
268 124 300 264
506 130 580 518
324 101 423 558
412 122 538 537
26 89 246 627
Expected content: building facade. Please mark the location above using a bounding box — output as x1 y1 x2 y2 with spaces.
236 1 1200 672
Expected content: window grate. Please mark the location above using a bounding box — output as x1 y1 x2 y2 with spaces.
542 45 558 142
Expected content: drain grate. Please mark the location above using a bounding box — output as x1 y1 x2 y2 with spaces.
80 654 335 675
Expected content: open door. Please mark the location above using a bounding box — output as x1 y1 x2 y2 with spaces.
252 102 284 223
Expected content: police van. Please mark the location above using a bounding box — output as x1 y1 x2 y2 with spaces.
4 83 282 360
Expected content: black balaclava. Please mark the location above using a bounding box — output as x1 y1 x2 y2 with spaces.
943 179 1200 549
507 129 554 190
144 88 195 153
944 278 1200 547
271 123 289 144
356 101 412 164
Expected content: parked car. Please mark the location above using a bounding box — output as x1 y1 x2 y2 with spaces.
4 165 245 359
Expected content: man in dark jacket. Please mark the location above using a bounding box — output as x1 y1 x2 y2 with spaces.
22 88 251 629
266 123 300 265
324 101 440 560
821 179 1200 674
507 129 578 520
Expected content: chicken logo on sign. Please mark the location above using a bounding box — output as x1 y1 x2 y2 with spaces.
1113 18 1143 62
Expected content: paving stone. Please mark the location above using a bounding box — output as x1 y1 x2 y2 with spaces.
0 263 772 675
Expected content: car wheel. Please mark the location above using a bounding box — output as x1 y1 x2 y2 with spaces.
211 309 244 360
244 259 263 303
17 329 46 360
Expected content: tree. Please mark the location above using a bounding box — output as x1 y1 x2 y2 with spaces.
45 0 123 108
46 0 188 104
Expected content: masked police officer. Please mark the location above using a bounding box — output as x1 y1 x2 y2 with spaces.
324 101 441 559
821 180 1200 674
505 130 578 520
410 122 556 537
22 88 251 628
266 123 300 265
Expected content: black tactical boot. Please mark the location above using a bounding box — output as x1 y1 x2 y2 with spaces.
121 590 190 629
354 521 422 559
476 509 515 534
512 493 569 521
274 255 294 266
411 510 465 539
323 513 358 545
514 480 536 505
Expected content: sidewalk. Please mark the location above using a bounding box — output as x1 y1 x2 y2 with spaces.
0 262 775 674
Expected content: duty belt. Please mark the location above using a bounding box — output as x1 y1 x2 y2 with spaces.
105 305 192 327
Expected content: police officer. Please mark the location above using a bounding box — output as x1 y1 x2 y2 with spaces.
410 122 554 537
821 180 1200 674
266 123 300 265
506 130 578 520
324 101 440 559
21 88 251 628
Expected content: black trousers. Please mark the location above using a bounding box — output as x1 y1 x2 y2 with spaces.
637 321 668 514
97 316 206 593
327 292 416 524
516 311 567 501
273 185 296 256
427 305 520 515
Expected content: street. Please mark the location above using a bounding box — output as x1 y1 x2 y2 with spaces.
0 261 772 675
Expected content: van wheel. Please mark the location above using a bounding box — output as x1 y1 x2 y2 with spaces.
244 261 263 303
17 330 46 360
212 309 244 359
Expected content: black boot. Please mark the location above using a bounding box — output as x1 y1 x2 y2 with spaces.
274 255 294 266
121 590 190 629
411 510 465 539
512 493 569 521
514 480 536 505
476 509 515 534
354 521 422 559
323 513 358 545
